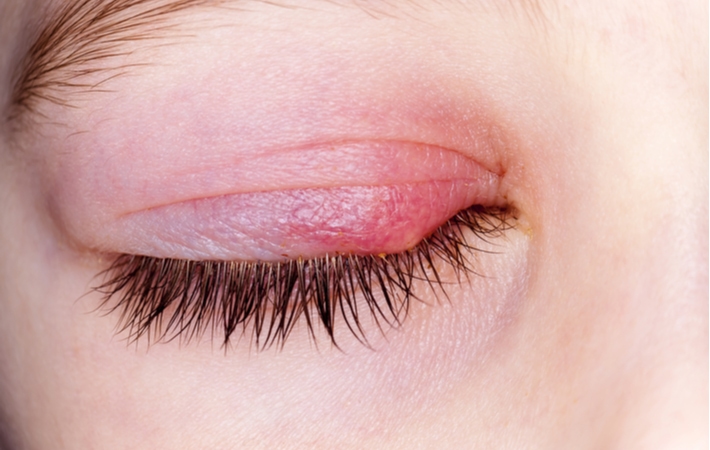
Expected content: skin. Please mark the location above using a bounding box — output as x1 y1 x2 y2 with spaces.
0 0 706 448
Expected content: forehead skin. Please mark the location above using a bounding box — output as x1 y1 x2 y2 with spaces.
0 0 706 449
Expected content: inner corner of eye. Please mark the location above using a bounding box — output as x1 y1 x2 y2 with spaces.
106 179 496 262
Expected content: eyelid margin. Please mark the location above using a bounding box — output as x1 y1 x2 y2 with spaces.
95 204 516 349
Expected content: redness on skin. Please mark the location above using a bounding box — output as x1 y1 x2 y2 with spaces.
41 106 509 261
15 1 535 357
113 179 497 261
30 14 514 262
88 143 501 261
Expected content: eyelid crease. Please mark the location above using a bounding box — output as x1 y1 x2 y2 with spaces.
94 205 515 350
113 140 502 218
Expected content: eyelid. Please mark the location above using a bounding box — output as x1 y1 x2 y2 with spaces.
108 180 497 261
96 205 516 348
49 140 502 260
30 14 516 256
114 140 500 218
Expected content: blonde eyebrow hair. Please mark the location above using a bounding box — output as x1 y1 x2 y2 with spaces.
8 0 553 124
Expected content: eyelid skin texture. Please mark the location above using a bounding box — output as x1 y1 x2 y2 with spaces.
110 179 497 261
32 27 516 259
88 142 500 260
23 1 521 350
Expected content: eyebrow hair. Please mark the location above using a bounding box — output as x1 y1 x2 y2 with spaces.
8 0 230 123
7 0 553 125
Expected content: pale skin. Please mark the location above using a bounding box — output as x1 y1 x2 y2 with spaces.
0 0 707 449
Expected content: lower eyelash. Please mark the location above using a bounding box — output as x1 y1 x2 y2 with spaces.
94 205 514 350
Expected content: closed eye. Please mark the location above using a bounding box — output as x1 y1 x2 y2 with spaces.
15 0 528 352
95 205 515 350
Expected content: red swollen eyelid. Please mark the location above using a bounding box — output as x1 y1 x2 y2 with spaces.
50 139 502 260
113 178 498 261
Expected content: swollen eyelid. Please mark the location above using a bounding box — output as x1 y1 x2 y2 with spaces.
50 140 502 261
35 126 514 347
21 22 523 347
12 0 544 351
109 179 498 262
82 138 511 347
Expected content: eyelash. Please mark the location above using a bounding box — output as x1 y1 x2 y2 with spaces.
94 205 514 350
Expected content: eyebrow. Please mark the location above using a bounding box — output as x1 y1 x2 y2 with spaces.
7 0 553 124
9 0 232 122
